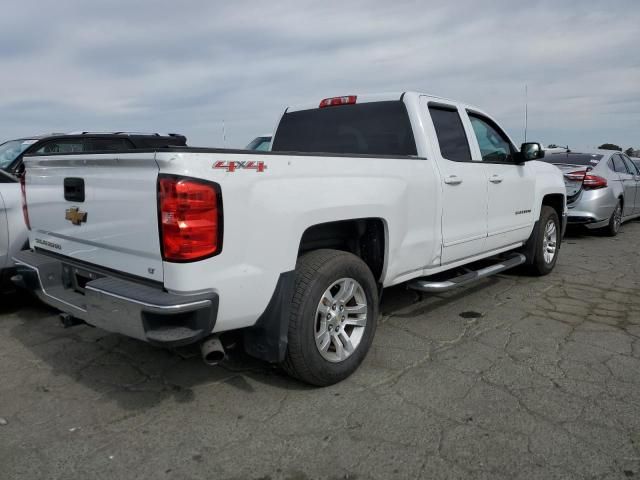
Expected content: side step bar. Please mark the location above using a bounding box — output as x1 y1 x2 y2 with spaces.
408 253 526 293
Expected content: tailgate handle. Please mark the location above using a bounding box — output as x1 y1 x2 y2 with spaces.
64 178 85 202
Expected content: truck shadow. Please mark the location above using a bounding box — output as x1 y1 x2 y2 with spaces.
7 278 497 411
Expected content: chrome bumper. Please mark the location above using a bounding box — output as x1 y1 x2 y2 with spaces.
12 250 218 347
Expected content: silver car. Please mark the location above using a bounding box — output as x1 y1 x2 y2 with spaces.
542 150 640 235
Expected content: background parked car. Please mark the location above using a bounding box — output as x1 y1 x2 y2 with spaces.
0 132 187 176
542 150 640 235
245 135 272 151
632 157 640 173
0 132 187 290
0 169 24 290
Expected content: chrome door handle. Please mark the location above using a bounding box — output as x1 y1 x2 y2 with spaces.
489 175 503 184
444 175 463 185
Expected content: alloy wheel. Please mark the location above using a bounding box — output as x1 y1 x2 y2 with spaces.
314 278 368 363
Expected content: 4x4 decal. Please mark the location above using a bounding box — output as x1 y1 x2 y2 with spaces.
213 160 267 172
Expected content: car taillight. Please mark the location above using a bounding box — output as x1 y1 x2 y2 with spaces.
319 95 357 108
19 175 31 230
582 174 607 189
158 175 222 262
564 171 607 190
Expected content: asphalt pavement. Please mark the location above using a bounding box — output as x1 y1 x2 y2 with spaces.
1 222 639 480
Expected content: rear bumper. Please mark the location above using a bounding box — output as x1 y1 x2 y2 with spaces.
567 188 617 229
12 250 218 347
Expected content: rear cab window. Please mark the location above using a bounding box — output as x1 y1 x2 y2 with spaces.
271 101 417 156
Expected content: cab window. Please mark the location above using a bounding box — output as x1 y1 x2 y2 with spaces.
428 106 472 162
468 114 515 163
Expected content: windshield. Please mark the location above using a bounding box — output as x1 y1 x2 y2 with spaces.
0 139 36 170
540 152 603 167
272 101 417 156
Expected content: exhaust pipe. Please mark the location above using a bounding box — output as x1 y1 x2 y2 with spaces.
200 335 225 366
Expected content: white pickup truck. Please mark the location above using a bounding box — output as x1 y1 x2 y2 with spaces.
14 92 566 385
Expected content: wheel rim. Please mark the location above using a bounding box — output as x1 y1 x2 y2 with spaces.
314 277 368 363
613 205 622 232
542 219 557 264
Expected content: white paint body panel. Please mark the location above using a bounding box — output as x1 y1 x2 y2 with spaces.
23 91 566 333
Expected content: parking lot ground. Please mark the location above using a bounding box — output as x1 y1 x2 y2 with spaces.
1 222 640 480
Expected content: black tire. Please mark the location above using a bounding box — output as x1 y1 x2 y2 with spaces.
529 206 561 276
604 200 622 237
282 249 378 386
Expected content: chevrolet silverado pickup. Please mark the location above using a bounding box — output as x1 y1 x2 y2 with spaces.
14 92 567 386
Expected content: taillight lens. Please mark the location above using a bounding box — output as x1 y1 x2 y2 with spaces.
19 174 31 230
158 175 222 262
319 95 357 108
582 174 608 189
565 170 607 190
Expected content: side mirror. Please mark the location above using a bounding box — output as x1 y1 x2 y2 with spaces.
520 142 545 161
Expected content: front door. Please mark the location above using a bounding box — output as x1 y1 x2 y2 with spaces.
424 100 488 264
466 112 536 250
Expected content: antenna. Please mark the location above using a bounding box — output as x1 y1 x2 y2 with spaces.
524 84 528 143
222 120 226 147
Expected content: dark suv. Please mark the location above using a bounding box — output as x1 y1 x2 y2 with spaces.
0 132 187 176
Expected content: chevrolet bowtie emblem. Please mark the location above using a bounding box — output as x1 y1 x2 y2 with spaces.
65 207 87 226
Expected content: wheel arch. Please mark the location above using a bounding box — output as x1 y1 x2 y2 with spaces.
297 217 388 283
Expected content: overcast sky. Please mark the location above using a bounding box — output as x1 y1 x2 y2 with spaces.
1 0 638 150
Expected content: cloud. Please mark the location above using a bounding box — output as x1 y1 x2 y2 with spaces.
0 0 638 150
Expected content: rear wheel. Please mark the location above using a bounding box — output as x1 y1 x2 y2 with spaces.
282 249 378 386
604 200 622 237
529 206 560 276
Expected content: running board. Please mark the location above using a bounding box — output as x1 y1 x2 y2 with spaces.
408 253 526 293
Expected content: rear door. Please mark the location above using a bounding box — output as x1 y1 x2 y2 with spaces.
423 99 488 264
24 152 163 282
465 112 535 250
611 154 636 217
621 154 640 214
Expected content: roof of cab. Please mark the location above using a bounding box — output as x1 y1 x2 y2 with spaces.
284 91 481 113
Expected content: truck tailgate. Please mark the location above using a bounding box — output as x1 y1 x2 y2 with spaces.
23 153 163 282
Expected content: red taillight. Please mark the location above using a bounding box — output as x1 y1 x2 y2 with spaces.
565 170 607 190
158 175 222 262
19 175 31 230
582 174 607 189
319 95 357 108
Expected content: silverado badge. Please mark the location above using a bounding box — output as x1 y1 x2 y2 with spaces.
65 207 87 226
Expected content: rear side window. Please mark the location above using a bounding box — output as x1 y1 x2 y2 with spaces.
428 106 472 162
621 155 640 175
86 138 135 151
36 140 85 154
271 101 417 156
610 155 629 174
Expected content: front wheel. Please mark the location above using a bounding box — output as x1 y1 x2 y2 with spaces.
529 206 560 276
282 249 378 386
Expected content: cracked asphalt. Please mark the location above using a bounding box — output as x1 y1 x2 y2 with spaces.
1 222 640 480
